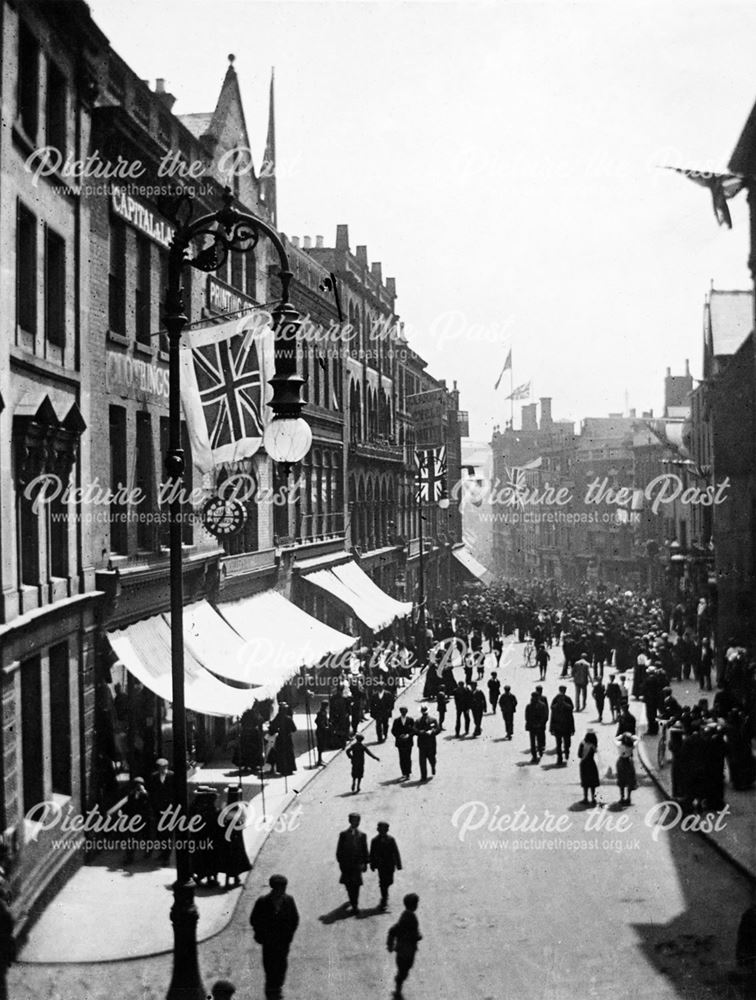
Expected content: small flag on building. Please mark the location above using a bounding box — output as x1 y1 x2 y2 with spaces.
662 165 745 229
494 349 512 390
505 380 531 401
180 310 274 473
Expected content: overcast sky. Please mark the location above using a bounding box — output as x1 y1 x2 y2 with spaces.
90 0 756 440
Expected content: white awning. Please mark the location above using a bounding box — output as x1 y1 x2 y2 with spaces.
452 547 495 586
174 600 260 686
109 615 260 718
216 591 356 699
304 560 412 631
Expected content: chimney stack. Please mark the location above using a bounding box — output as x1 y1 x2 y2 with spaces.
685 358 690 376
521 403 538 431
629 407 636 418
666 366 671 377
291 236 300 249
356 245 368 266
386 277 396 298
303 236 312 250
539 397 552 429
155 78 166 93
371 262 383 283
336 225 349 251
316 235 324 248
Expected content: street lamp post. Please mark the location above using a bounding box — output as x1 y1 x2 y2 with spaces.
163 190 309 999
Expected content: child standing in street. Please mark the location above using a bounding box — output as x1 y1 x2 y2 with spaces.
346 733 380 793
387 893 422 1000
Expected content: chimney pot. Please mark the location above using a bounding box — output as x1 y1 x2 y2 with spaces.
666 367 671 377
685 358 690 376
291 236 300 249
303 236 312 249
316 235 324 248
155 78 166 94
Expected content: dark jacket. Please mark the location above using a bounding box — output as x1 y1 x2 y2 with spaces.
549 695 575 736
387 910 422 959
499 692 518 716
470 690 487 719
369 833 402 875
250 892 299 948
525 698 548 731
147 770 175 816
336 827 369 883
391 715 415 747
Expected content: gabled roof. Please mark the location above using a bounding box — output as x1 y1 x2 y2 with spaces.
179 112 213 139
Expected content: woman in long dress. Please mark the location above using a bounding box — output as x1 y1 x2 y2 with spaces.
268 703 298 776
218 786 251 890
578 729 600 805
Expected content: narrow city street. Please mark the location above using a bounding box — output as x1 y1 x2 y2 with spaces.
13 643 751 1000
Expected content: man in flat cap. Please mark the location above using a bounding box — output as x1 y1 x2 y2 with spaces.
250 874 300 1000
336 812 368 915
147 757 175 864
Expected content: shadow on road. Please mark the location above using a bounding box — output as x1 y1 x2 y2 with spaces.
319 903 354 925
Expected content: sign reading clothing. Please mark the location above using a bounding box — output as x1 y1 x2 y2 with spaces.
107 348 169 405
111 187 175 248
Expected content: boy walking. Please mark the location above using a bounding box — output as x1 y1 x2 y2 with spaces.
387 893 422 999
346 733 380 793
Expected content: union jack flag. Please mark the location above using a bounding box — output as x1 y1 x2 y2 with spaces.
415 445 447 503
180 311 274 474
193 335 264 449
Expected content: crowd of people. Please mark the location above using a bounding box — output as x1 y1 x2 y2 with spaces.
419 580 756 810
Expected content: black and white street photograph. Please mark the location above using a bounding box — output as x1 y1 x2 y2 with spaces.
4 1 756 998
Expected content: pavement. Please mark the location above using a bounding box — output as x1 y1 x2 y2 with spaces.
635 677 756 883
19 679 420 964
12 642 756 1000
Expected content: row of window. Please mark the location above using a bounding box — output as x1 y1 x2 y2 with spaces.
16 201 66 349
108 406 194 555
109 218 257 350
16 19 67 155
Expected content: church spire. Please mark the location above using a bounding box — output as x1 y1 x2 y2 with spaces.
261 68 277 226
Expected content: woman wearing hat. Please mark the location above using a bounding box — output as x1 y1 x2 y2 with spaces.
577 729 600 806
219 786 252 890
615 733 639 806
